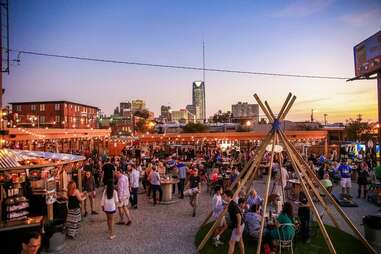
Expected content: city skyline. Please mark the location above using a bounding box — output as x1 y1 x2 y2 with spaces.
3 0 381 123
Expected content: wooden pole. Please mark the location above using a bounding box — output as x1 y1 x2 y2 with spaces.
280 95 296 120
278 131 341 229
256 132 277 254
277 93 292 119
279 130 376 254
278 131 337 254
197 131 275 251
264 101 276 120
253 94 274 122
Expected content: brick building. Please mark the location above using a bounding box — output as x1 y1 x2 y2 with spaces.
10 101 99 129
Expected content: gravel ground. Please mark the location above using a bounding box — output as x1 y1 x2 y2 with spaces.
60 186 211 254
59 179 380 254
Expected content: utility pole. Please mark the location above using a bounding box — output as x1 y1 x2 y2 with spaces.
324 113 328 126
310 109 314 122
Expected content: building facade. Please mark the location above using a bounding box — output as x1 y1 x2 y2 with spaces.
171 109 195 124
231 102 259 123
160 105 171 122
192 81 206 122
131 99 146 112
10 101 99 129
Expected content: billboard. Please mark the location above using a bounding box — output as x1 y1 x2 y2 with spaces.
354 31 381 77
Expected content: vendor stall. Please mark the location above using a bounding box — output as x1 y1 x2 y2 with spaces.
0 149 85 253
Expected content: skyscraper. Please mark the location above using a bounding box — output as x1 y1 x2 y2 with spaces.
192 81 206 122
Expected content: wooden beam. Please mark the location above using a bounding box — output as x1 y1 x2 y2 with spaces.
280 95 296 120
197 131 275 251
279 131 337 254
279 130 376 254
253 94 274 122
256 132 277 254
278 92 292 120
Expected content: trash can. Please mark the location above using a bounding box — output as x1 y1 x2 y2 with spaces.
363 215 381 253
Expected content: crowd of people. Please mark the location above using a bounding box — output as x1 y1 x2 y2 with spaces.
20 143 381 254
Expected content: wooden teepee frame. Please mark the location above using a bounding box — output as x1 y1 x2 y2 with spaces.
197 93 376 254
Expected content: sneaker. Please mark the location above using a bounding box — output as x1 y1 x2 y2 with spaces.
215 240 224 246
91 211 98 215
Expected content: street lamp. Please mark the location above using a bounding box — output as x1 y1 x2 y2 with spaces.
245 120 252 127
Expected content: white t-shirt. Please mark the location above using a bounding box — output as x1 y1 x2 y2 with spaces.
101 190 119 212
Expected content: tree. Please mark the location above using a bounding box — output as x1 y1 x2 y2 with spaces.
183 122 208 133
133 109 149 119
345 118 373 142
211 110 232 123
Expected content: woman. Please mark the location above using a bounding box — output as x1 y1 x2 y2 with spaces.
357 161 369 199
268 202 296 247
66 181 85 239
101 181 119 240
144 163 153 197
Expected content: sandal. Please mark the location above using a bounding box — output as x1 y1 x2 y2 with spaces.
109 235 116 240
125 220 132 226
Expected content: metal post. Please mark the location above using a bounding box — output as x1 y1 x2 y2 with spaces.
378 72 381 165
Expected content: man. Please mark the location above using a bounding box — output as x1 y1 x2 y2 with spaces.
83 171 98 216
187 169 201 217
115 170 132 225
275 166 288 206
150 166 163 205
129 163 140 209
177 161 187 199
246 189 263 209
102 157 115 186
224 190 245 254
21 231 41 254
337 159 352 197
211 185 227 247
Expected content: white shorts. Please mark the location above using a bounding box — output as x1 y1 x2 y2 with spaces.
230 223 245 242
118 198 129 208
340 178 352 188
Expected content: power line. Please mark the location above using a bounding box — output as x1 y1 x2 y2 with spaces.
6 48 350 80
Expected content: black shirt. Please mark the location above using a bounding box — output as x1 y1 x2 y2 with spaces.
190 175 201 189
228 200 242 228
68 196 80 209
102 163 115 183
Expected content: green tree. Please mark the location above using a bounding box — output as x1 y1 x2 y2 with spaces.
211 110 232 123
133 109 149 119
183 122 208 133
345 118 372 142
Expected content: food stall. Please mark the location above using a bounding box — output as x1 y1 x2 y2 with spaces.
0 149 85 253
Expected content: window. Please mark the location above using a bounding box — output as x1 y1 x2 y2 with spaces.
55 115 60 124
39 115 45 124
31 105 36 111
40 104 45 111
16 105 21 111
55 104 60 111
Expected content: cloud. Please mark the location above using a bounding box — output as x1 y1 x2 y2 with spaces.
336 88 371 96
273 0 334 17
340 8 381 27
296 97 330 105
